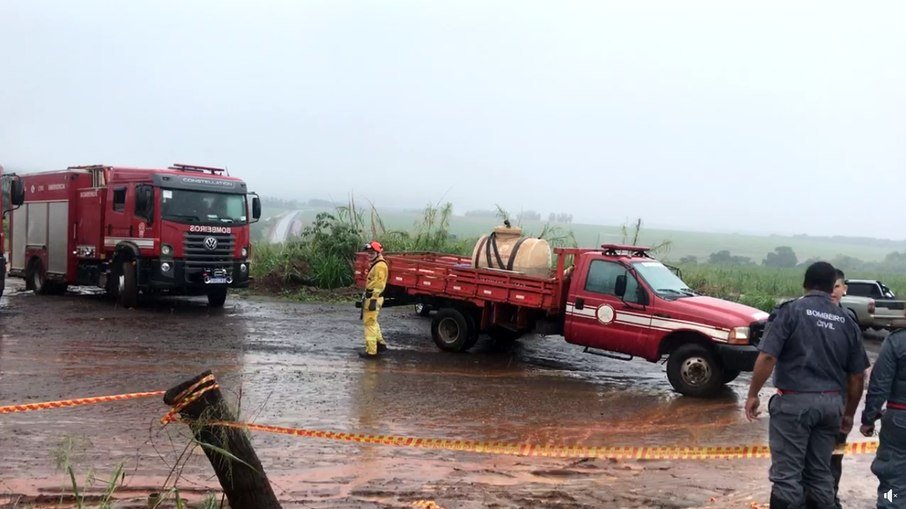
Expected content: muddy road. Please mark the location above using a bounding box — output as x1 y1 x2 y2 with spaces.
0 279 885 508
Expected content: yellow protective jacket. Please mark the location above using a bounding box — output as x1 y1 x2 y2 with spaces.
365 256 388 299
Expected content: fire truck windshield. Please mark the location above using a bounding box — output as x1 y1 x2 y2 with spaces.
632 261 695 298
161 188 248 225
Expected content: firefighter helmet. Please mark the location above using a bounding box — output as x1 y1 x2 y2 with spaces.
363 241 383 253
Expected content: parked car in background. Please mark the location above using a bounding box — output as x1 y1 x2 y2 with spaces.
841 279 906 330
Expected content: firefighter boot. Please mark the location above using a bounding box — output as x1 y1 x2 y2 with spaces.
770 492 792 509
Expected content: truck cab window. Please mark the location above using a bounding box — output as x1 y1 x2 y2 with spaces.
585 260 643 303
112 187 127 212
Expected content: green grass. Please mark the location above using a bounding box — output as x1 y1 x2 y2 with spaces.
676 264 906 312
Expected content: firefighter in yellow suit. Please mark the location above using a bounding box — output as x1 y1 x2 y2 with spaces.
362 241 389 358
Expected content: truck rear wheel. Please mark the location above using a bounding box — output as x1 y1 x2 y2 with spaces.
666 343 724 397
118 260 139 308
431 308 474 352
207 287 228 307
28 259 51 296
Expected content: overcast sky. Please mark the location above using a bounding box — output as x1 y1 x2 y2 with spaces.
2 1 904 237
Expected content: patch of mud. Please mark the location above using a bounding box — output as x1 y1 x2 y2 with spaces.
0 278 882 507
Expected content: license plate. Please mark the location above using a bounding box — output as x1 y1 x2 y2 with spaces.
205 277 228 285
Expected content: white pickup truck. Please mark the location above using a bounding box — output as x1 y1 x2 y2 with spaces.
841 279 906 331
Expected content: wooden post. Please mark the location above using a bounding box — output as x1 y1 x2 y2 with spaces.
164 371 281 509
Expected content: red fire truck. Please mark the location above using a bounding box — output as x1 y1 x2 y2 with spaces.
1 166 25 299
8 164 261 307
355 245 769 397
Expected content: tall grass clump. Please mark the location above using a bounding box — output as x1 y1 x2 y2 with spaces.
253 212 360 290
380 203 474 255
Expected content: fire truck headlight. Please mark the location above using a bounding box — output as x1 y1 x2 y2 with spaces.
240 263 248 273
241 247 248 258
161 244 173 256
161 262 172 273
727 326 750 345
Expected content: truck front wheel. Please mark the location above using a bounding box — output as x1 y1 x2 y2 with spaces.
207 287 228 307
666 343 724 397
118 260 139 308
431 308 474 352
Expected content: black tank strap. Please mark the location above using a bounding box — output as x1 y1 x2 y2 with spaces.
488 232 505 269
506 237 529 271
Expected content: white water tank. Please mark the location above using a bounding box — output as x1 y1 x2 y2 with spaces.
470 225 552 277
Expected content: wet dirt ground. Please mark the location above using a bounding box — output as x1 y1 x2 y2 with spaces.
0 278 886 508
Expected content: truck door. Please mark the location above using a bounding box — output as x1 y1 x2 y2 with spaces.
76 189 103 258
105 185 132 243
565 258 652 356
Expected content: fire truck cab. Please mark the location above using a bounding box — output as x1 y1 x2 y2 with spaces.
1 166 25 299
8 164 261 307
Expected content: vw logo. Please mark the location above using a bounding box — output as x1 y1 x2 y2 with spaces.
204 236 218 251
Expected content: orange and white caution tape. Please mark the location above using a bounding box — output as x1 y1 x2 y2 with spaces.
0 387 882 462
411 501 445 509
160 375 220 425
0 390 165 414
210 421 879 460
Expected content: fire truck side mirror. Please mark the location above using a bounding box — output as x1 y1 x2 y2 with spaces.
250 194 261 222
10 178 24 207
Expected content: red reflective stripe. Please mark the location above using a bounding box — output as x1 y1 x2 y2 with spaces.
887 402 906 410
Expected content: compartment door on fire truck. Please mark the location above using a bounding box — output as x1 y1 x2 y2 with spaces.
566 259 652 356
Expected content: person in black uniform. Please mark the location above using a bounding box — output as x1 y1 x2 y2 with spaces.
861 327 906 508
745 262 868 509
829 268 870 508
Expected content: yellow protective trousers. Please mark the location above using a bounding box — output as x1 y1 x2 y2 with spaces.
363 296 385 355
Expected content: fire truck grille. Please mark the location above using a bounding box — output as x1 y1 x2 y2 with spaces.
183 233 235 268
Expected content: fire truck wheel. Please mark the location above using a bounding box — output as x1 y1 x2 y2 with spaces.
431 308 473 352
721 370 741 384
118 260 139 308
666 343 724 397
207 287 228 307
0 268 5 299
28 259 50 295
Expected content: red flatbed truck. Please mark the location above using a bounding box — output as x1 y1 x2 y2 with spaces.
355 245 769 397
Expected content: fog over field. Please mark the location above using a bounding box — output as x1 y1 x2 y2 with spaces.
2 1 904 238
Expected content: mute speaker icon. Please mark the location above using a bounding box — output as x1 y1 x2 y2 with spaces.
883 489 896 502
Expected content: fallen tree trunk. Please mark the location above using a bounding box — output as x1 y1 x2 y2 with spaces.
164 371 281 509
